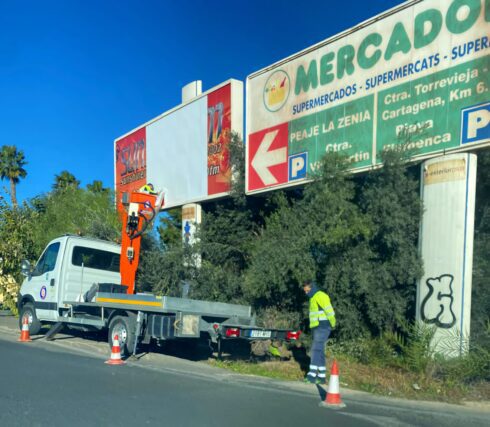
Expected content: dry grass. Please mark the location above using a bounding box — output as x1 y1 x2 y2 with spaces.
336 357 487 402
209 359 304 381
208 354 490 404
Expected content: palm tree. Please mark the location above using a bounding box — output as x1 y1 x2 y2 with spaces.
53 170 80 192
0 145 27 208
87 180 108 193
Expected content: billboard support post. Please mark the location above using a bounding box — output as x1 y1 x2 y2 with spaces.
416 153 477 357
182 203 202 268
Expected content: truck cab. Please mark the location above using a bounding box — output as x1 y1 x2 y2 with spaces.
18 235 121 334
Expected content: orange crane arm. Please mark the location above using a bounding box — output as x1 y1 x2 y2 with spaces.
120 188 164 294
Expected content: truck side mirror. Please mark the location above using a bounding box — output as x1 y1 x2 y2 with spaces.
20 260 32 277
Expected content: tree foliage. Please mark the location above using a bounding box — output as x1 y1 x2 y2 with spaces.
157 208 182 249
86 180 109 194
0 199 38 280
0 199 37 313
244 154 368 317
345 151 422 336
53 170 80 192
30 187 120 253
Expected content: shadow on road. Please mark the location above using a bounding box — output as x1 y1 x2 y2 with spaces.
35 324 310 369
36 324 108 344
149 338 214 361
290 345 309 375
316 384 327 401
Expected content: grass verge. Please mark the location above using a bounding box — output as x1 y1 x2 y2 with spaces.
207 353 490 404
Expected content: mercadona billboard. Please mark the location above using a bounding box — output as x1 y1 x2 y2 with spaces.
114 79 243 210
246 0 490 194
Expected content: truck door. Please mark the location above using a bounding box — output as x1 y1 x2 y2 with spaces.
28 241 61 321
63 243 121 302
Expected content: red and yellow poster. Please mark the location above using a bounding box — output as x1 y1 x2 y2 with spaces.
207 84 231 195
115 127 146 212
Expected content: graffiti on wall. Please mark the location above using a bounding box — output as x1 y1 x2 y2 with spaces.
420 274 456 329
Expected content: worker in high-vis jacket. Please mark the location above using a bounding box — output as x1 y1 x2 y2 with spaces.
303 280 336 384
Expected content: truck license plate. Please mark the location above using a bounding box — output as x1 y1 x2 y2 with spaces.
250 330 271 338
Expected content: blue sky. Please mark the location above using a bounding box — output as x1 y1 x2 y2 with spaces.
0 0 403 203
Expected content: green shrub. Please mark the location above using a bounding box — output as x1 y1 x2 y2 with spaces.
255 307 302 330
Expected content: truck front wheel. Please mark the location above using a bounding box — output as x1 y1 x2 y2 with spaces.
108 315 136 358
19 302 42 335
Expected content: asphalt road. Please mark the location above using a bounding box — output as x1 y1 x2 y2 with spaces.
0 338 365 427
0 317 488 427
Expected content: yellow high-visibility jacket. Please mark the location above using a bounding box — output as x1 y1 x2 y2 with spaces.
309 291 336 329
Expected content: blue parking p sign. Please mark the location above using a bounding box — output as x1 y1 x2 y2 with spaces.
289 152 307 181
461 102 490 145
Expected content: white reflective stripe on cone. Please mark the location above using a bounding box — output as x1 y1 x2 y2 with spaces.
328 375 340 392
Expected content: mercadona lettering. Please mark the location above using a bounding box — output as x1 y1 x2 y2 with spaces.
294 0 489 95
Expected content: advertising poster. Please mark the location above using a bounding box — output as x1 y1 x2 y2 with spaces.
114 127 146 212
207 85 232 195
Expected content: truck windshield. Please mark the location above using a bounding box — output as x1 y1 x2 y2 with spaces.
72 246 120 273
32 242 61 276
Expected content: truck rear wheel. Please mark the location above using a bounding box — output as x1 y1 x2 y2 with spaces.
19 302 42 335
108 315 136 358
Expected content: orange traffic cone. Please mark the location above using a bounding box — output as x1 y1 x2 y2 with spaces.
319 360 346 409
18 316 32 342
105 334 125 365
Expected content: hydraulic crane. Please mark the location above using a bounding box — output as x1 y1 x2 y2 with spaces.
119 185 164 294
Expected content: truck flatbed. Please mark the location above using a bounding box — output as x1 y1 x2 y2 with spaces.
88 292 252 318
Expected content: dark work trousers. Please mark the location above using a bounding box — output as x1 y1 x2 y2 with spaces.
307 322 331 381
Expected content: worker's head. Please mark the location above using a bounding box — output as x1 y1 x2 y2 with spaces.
302 280 312 295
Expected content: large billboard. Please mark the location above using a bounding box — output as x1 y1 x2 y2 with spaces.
246 0 490 194
115 80 243 209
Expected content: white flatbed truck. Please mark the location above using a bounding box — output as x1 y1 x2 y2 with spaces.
18 235 300 357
